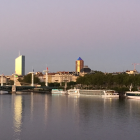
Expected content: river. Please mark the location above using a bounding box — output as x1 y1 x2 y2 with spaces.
0 92 140 140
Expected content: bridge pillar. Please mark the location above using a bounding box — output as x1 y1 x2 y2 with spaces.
31 72 34 86
12 85 16 93
29 71 35 87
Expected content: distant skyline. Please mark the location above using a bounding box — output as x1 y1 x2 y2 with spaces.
0 0 140 75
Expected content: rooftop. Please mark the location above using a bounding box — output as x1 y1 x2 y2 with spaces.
77 57 83 60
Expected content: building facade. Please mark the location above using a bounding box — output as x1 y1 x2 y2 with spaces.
126 70 139 75
0 76 8 84
80 65 91 73
37 71 78 84
76 57 84 73
15 55 25 76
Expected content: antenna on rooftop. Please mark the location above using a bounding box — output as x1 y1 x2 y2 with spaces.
32 66 34 72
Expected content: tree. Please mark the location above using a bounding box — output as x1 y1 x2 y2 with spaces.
23 74 40 84
106 74 114 88
8 80 14 85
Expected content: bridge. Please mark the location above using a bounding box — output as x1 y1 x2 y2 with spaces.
0 69 58 93
0 85 57 92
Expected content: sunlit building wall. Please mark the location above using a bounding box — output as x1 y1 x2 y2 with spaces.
75 57 84 73
15 55 25 76
0 76 8 84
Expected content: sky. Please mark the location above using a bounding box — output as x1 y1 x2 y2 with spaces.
0 0 140 75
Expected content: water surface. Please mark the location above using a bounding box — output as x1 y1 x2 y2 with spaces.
0 93 140 140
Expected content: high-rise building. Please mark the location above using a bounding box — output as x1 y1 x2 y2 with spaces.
15 55 25 76
76 57 84 73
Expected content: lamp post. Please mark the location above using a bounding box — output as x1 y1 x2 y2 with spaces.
64 80 68 91
43 67 49 86
64 74 69 91
59 73 62 86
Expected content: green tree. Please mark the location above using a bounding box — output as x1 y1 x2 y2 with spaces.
23 74 40 84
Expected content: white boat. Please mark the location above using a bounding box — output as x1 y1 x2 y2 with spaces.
79 89 119 98
125 84 140 99
51 89 66 94
125 91 140 99
66 89 119 97
102 90 119 98
67 89 80 95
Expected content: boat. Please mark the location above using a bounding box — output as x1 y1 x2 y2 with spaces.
102 90 119 98
125 91 140 99
125 84 140 99
67 89 80 95
79 89 119 98
51 89 66 94
80 90 104 96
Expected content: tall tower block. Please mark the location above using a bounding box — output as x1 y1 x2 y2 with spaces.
76 57 84 73
15 55 25 76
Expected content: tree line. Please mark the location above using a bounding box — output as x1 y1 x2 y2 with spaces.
76 72 140 91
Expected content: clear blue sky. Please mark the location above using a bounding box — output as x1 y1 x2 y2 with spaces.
0 0 140 75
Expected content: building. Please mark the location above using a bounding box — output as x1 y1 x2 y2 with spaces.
76 57 84 73
80 65 91 73
35 72 44 82
0 76 8 84
126 70 139 75
15 55 25 76
37 71 78 84
49 71 77 83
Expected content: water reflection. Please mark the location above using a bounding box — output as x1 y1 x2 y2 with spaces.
69 95 80 127
30 92 34 121
0 95 3 114
13 95 23 139
128 99 140 118
44 94 49 124
0 91 8 94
